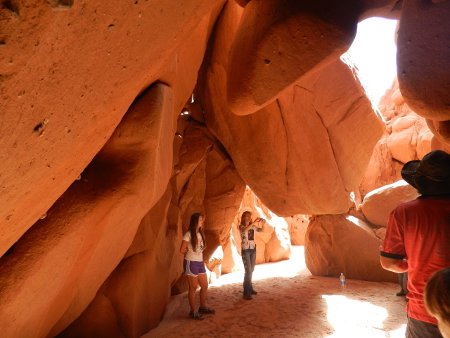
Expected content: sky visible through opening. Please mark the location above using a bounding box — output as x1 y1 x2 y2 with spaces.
343 17 398 107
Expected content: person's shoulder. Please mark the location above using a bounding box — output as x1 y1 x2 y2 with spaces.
421 195 450 202
395 197 422 209
388 199 420 218
393 196 450 213
183 231 191 240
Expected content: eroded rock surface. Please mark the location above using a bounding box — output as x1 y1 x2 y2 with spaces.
227 0 358 115
360 79 450 197
0 0 226 258
0 0 449 336
305 214 397 282
199 1 384 215
228 187 291 266
361 180 419 228
397 0 450 144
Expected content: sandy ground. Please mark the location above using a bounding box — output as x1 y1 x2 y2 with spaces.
144 246 407 338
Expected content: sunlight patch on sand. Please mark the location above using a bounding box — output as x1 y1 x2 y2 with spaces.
252 246 308 280
147 245 407 337
323 294 406 338
210 246 307 288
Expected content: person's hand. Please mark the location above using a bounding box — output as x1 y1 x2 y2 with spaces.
255 217 266 231
256 218 265 229
250 217 265 228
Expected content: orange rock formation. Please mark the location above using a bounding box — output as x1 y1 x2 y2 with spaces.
1 0 449 337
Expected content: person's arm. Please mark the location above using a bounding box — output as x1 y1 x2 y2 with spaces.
380 208 407 273
240 222 254 232
180 240 189 255
241 218 265 232
380 256 408 273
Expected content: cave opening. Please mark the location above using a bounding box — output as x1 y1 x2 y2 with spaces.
343 17 398 108
149 17 407 338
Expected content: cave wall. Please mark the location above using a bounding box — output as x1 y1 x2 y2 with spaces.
0 0 449 337
197 1 385 216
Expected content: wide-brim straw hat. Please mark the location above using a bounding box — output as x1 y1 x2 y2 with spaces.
401 150 450 196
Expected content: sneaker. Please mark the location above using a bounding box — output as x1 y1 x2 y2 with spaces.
251 290 258 295
243 295 253 300
198 307 215 315
189 310 204 320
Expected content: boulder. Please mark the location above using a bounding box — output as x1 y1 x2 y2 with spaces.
286 215 310 246
227 0 358 115
199 2 384 215
305 214 397 282
264 214 292 262
360 180 419 227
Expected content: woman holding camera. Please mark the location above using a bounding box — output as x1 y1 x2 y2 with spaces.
239 211 265 300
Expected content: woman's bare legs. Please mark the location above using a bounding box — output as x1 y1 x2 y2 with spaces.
187 275 199 312
197 273 209 308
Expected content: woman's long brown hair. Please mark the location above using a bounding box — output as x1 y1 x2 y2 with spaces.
240 211 251 226
189 212 206 251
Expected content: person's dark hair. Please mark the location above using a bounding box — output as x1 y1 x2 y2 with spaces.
240 211 251 226
189 212 205 251
424 267 450 323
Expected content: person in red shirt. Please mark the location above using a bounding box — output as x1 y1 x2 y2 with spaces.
380 150 450 338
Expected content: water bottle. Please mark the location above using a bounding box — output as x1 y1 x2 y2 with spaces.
339 273 346 288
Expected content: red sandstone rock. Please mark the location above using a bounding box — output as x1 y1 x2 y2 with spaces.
264 216 291 262
199 3 384 215
61 188 176 338
203 145 246 250
360 180 419 228
387 114 429 163
397 1 450 145
225 187 292 267
359 140 403 198
227 0 358 115
221 230 244 274
360 79 450 196
0 0 226 259
0 83 177 338
305 214 397 283
60 121 244 336
286 215 310 246
0 1 449 336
